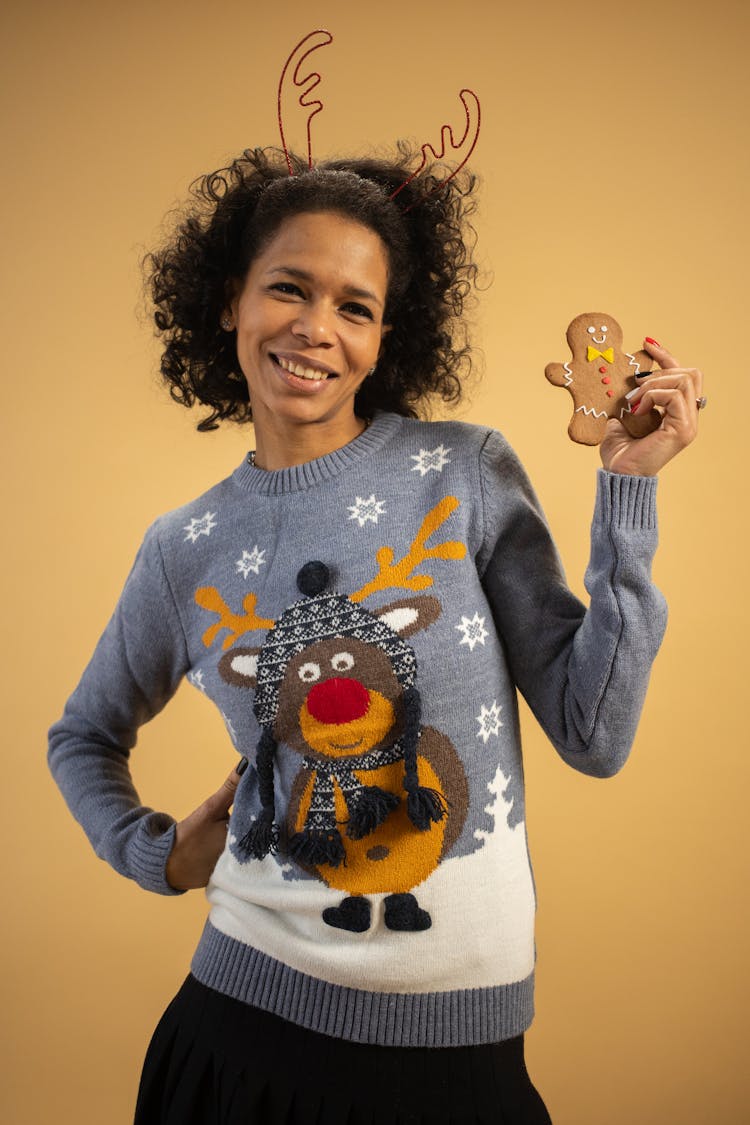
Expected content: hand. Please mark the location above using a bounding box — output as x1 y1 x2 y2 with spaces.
600 339 704 476
165 759 247 890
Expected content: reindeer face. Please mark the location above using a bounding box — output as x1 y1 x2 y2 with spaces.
275 637 402 761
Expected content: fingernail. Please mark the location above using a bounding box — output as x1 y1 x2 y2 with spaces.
625 386 641 400
236 756 249 776
645 337 661 347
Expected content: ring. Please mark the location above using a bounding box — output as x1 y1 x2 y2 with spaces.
696 396 708 410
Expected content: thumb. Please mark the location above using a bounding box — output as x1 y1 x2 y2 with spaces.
203 757 248 821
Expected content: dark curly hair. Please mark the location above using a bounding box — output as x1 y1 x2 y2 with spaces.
146 145 479 430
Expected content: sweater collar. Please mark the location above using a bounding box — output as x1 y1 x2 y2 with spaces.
231 412 403 495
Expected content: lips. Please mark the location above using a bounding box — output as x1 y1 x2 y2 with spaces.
272 353 339 382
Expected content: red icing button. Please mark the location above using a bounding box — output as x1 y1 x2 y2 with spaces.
601 376 611 384
606 390 614 397
599 366 607 373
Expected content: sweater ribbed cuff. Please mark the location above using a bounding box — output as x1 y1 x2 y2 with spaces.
596 469 658 532
130 816 185 896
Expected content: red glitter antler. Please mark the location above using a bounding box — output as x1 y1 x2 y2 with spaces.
277 29 334 174
390 88 481 206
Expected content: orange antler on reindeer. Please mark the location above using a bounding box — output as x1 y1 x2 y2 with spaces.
195 588 275 650
277 28 334 174
389 89 481 208
351 497 466 604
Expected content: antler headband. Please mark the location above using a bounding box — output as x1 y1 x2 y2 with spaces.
276 29 481 202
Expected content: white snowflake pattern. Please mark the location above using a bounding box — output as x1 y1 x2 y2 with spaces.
236 546 266 579
187 670 207 693
183 511 217 543
347 494 386 527
456 612 489 651
410 445 452 476
476 700 503 744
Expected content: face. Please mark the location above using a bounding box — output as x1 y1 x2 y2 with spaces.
228 211 390 447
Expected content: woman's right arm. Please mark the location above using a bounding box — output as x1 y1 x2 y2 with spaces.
48 525 190 894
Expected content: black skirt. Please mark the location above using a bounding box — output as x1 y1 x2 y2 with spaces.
134 976 552 1125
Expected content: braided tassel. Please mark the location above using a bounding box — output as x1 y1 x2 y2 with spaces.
401 686 448 831
237 727 279 860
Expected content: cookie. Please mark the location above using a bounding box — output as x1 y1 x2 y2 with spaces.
545 312 661 445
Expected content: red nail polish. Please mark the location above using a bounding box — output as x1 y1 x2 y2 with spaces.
632 401 641 414
645 337 661 347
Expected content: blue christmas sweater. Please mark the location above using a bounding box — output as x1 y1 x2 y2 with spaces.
48 412 667 1047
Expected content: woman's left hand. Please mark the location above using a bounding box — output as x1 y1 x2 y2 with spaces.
600 339 704 476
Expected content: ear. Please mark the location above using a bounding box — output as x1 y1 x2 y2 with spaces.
218 646 261 689
375 595 441 638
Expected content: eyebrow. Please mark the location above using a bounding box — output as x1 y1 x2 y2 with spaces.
267 266 383 308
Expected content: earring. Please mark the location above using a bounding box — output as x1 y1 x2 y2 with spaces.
221 315 233 331
367 364 377 377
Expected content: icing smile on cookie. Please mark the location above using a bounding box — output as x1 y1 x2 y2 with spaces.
272 353 338 382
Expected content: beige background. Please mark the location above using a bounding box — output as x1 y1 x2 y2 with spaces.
2 1 747 1122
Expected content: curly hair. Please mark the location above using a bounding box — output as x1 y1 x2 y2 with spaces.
146 145 479 430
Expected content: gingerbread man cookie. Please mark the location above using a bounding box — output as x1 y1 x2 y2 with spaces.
545 312 661 445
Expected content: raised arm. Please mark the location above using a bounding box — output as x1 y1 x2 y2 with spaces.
478 434 668 776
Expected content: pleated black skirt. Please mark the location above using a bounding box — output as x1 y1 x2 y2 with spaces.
134 976 553 1125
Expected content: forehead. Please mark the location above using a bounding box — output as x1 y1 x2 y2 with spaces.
252 211 389 284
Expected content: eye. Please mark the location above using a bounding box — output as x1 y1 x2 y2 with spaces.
341 302 374 321
587 326 596 334
269 281 304 297
331 651 354 671
298 662 321 682
600 325 608 332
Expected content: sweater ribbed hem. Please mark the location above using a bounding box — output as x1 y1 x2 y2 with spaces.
596 468 658 531
232 413 404 495
190 922 535 1047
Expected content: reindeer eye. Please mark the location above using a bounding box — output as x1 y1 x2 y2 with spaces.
331 651 354 672
298 662 321 682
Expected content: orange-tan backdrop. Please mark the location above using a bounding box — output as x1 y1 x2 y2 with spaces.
2 1 746 1122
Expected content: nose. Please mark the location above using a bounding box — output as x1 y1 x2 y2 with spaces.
292 300 335 346
306 678 370 725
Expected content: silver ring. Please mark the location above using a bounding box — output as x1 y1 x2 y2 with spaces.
696 396 707 410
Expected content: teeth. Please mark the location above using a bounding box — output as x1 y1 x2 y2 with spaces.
276 356 330 381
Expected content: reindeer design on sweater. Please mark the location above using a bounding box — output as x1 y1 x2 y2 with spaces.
195 498 470 933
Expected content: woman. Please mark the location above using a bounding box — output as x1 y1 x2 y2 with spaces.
48 145 702 1124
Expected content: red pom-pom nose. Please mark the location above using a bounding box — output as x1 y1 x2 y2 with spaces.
306 678 370 725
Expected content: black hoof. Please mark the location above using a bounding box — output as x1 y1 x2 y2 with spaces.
384 892 432 932
322 896 371 933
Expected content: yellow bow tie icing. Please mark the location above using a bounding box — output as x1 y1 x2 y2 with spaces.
587 346 615 363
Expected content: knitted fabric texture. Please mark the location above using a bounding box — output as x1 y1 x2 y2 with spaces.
48 412 667 1047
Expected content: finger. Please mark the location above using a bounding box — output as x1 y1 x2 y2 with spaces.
642 337 681 370
203 757 249 820
630 369 704 409
631 388 697 440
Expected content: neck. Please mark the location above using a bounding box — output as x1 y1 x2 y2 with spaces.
252 414 369 470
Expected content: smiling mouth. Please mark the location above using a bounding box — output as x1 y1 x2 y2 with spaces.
329 738 364 751
272 354 339 382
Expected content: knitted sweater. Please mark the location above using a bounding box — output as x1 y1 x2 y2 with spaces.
48 412 667 1047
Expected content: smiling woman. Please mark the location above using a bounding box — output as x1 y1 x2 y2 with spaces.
146 149 477 436
49 123 702 1124
226 211 389 469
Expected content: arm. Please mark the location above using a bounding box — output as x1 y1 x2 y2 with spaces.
478 434 667 777
47 525 190 893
